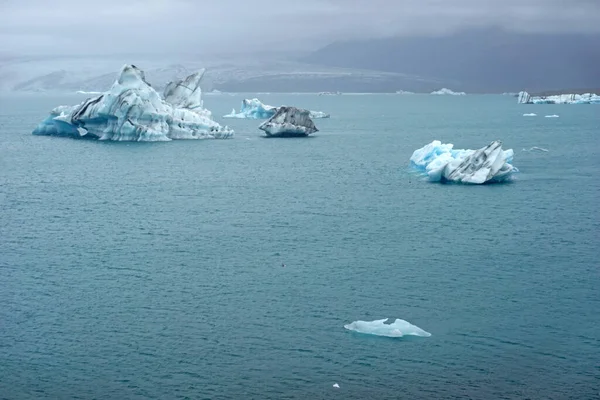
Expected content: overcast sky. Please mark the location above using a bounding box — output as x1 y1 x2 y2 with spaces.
1 0 599 56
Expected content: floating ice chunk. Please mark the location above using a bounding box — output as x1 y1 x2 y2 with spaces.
308 110 330 119
523 113 537 117
333 383 340 388
32 65 232 141
518 91 600 104
410 140 516 184
396 90 414 94
431 88 466 95
344 318 431 338
258 106 318 137
545 115 559 118
76 90 102 95
223 98 330 119
523 146 549 152
224 98 278 119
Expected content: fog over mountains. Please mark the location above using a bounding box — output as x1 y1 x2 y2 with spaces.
1 28 598 94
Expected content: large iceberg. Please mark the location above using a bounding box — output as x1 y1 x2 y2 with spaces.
410 140 516 184
517 91 600 104
344 318 431 338
223 98 329 119
33 65 233 141
258 106 318 137
431 88 466 95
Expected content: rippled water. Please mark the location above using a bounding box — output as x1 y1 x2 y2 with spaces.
1 93 599 399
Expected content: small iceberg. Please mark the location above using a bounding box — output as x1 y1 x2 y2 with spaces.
545 115 560 118
223 98 278 119
410 140 516 184
523 146 549 152
431 88 466 96
258 106 318 137
517 91 600 104
223 98 329 119
396 90 414 94
76 90 102 95
333 383 340 389
33 65 232 141
523 113 537 117
344 318 431 338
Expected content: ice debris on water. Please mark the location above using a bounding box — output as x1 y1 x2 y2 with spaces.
545 115 559 118
523 146 548 152
333 383 340 388
523 113 537 117
344 318 431 338
410 140 516 184
223 98 329 119
33 64 232 141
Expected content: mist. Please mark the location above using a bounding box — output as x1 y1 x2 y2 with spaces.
1 0 599 56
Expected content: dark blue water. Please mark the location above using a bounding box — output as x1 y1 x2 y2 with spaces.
1 94 599 399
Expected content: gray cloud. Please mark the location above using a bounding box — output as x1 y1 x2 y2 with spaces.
1 0 599 56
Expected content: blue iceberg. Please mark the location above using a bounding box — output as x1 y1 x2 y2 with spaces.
223 98 330 119
258 106 318 137
33 65 233 141
344 318 431 338
223 98 278 119
410 140 516 184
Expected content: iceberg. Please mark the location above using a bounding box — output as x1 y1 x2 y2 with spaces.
223 98 330 119
410 140 516 184
396 90 414 94
33 65 232 141
523 113 537 117
517 91 600 104
431 88 466 95
545 114 559 118
344 318 431 338
223 98 278 119
162 69 206 110
258 106 318 137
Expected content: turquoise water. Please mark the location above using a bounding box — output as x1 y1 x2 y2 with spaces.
1 94 599 399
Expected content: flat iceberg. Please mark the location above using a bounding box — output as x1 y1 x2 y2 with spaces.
517 91 600 104
223 98 330 119
33 65 232 141
523 113 537 117
410 140 516 184
523 146 548 152
344 318 431 338
258 106 318 137
431 88 466 96
545 114 559 118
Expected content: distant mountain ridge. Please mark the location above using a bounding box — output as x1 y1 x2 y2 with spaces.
301 28 600 93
